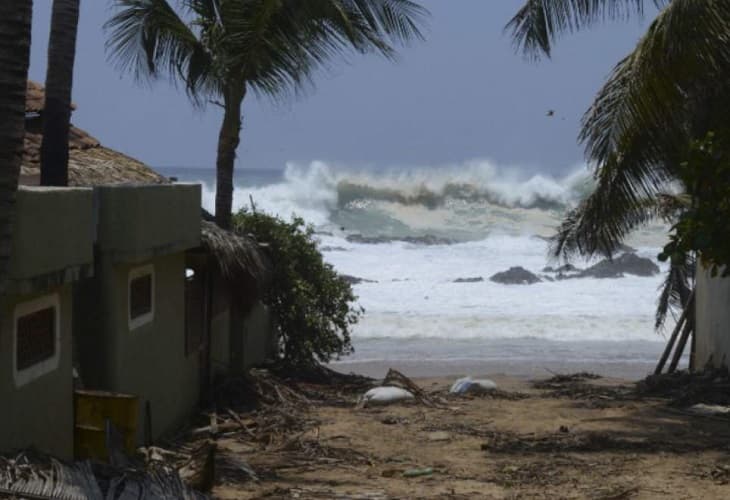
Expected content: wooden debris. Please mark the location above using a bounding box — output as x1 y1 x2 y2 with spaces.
177 440 216 493
382 369 448 408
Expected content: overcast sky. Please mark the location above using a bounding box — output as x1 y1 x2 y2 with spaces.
28 1 655 174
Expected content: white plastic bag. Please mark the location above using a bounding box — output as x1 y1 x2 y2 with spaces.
359 386 414 407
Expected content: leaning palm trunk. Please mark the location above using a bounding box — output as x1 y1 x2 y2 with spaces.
41 0 81 187
0 0 33 289
215 84 246 230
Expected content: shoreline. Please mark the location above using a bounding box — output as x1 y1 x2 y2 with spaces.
330 358 684 381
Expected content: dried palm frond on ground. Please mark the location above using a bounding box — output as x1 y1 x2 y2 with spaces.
637 368 730 407
531 372 635 401
0 450 207 500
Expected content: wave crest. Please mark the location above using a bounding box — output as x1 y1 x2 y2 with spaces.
198 159 593 236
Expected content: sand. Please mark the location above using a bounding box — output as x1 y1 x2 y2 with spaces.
210 372 730 499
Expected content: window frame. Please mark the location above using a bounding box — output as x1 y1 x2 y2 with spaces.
128 264 155 331
13 293 61 388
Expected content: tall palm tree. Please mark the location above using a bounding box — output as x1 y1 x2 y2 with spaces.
0 0 33 289
41 0 81 187
105 0 428 229
505 0 730 326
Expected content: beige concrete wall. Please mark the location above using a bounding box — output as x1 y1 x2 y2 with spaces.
209 275 232 378
242 302 274 369
76 253 201 443
695 267 730 368
8 187 93 294
0 286 74 459
95 185 200 263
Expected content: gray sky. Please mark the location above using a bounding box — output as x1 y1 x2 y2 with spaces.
29 1 655 174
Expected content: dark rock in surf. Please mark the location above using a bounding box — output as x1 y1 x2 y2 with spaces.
542 264 579 273
340 274 377 285
576 253 660 279
401 235 455 245
346 234 454 246
453 277 484 283
489 267 542 285
320 246 348 252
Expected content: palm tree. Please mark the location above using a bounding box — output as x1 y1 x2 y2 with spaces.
105 0 428 229
41 0 81 187
0 0 33 289
505 0 730 326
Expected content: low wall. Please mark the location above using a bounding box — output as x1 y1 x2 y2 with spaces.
695 267 730 368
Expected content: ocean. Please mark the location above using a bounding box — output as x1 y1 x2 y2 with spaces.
159 162 677 380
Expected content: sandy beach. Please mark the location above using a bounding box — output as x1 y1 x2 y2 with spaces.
207 369 730 499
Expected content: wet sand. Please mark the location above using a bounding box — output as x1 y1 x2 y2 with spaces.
331 359 664 381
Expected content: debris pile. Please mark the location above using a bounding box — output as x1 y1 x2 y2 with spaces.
532 372 633 401
637 368 730 407
0 450 207 500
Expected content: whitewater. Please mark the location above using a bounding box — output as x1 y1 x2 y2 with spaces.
160 161 676 379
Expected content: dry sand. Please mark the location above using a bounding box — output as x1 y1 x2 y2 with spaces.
208 372 730 499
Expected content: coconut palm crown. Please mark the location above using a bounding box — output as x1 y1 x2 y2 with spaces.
105 0 428 229
506 0 730 327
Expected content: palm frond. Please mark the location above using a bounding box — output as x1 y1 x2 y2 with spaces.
105 0 218 102
554 0 730 258
550 160 673 259
656 250 695 330
505 0 668 59
219 0 428 99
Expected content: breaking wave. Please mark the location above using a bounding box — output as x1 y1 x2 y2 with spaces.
197 159 593 239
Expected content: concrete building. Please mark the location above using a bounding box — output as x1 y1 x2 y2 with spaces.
74 185 203 443
1 81 274 456
0 187 94 459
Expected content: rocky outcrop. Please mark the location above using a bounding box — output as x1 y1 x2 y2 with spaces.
340 275 377 285
576 253 660 279
346 234 454 245
542 264 580 273
453 277 484 283
489 267 542 285
320 246 348 252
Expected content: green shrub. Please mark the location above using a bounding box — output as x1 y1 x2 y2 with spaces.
660 130 730 277
233 210 362 367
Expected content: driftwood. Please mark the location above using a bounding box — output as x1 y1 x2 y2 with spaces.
191 421 241 436
382 368 448 408
177 440 216 493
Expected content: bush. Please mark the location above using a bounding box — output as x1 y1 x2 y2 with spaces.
660 130 730 277
233 210 362 367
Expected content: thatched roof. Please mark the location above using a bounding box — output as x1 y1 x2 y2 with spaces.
25 80 76 114
22 81 168 186
200 219 270 304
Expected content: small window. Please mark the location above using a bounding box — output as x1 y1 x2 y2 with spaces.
13 294 60 387
129 265 154 330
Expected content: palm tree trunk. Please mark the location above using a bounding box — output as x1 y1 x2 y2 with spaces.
41 0 81 187
214 84 246 230
0 0 33 289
